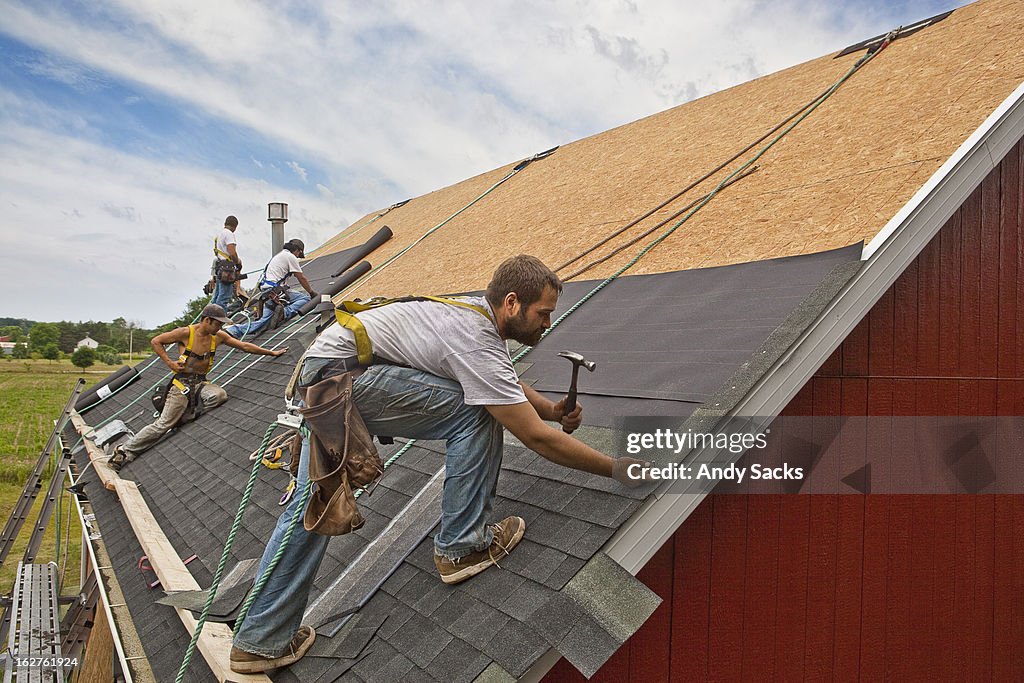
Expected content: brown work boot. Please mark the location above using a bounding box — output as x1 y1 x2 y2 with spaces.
108 445 128 473
434 516 526 585
229 625 316 674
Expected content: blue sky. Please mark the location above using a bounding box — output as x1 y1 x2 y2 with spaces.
0 0 962 327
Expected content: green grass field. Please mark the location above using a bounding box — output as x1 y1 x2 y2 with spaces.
0 357 146 597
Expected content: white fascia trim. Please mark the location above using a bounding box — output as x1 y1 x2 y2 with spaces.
519 77 1024 681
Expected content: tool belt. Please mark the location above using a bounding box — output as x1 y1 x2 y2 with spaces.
254 284 289 326
150 374 208 424
300 372 383 536
215 258 240 283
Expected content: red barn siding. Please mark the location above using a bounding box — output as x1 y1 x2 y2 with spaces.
544 138 1024 681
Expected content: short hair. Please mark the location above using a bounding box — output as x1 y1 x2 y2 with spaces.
485 255 562 309
224 215 238 227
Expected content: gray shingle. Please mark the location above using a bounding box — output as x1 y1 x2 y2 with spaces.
496 578 553 622
553 612 621 678
446 600 510 651
459 566 525 609
425 639 491 683
386 612 453 670
562 552 662 644
559 487 634 527
518 478 579 512
483 617 550 677
501 541 567 585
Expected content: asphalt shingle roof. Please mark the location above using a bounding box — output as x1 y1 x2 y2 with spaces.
68 243 859 681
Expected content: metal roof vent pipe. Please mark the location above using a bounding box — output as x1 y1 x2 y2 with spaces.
268 202 288 256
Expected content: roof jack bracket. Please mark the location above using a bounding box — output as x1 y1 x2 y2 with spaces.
513 145 559 171
835 9 954 58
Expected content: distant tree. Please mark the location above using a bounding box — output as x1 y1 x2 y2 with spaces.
0 325 22 342
110 317 129 352
71 346 96 371
29 322 60 352
11 342 29 359
95 344 121 365
42 343 61 361
0 318 33 335
57 323 79 354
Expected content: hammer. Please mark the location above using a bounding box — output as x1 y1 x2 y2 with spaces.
558 351 596 432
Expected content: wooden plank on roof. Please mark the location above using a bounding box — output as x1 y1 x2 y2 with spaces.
112 479 270 683
69 411 117 491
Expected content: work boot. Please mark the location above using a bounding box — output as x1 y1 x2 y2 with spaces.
230 625 316 674
108 445 128 473
434 516 526 585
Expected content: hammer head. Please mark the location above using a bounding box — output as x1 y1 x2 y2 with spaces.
558 350 596 372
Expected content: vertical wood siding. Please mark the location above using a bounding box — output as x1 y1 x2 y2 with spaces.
544 138 1024 681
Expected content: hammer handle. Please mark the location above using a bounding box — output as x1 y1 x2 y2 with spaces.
562 392 577 433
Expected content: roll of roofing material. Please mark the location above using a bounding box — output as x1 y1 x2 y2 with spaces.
329 226 393 277
75 364 140 412
297 260 372 316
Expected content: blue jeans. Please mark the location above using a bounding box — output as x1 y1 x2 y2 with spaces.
212 279 233 308
232 364 504 656
225 289 310 339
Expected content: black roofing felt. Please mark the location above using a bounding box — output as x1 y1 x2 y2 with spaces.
66 244 862 682
521 242 862 426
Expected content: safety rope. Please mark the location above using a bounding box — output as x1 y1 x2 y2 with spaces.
175 423 285 681
336 147 558 299
553 61 864 276
563 165 759 280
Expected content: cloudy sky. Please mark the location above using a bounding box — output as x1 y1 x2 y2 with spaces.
1 0 960 328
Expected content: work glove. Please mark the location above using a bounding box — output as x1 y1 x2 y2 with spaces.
612 456 652 487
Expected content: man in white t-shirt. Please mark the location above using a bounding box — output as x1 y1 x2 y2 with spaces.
225 240 317 339
211 215 243 309
230 255 648 674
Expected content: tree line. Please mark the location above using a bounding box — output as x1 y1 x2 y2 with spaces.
2 295 211 364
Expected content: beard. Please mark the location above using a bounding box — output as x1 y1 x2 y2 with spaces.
504 310 545 346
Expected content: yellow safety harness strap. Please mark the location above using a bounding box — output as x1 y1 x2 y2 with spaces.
176 325 218 374
213 237 233 260
334 296 494 366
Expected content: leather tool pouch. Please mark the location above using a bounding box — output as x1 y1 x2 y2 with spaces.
301 372 383 536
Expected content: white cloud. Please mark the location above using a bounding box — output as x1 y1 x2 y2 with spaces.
287 161 308 183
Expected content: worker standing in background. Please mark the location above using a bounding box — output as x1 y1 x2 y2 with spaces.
212 215 243 309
